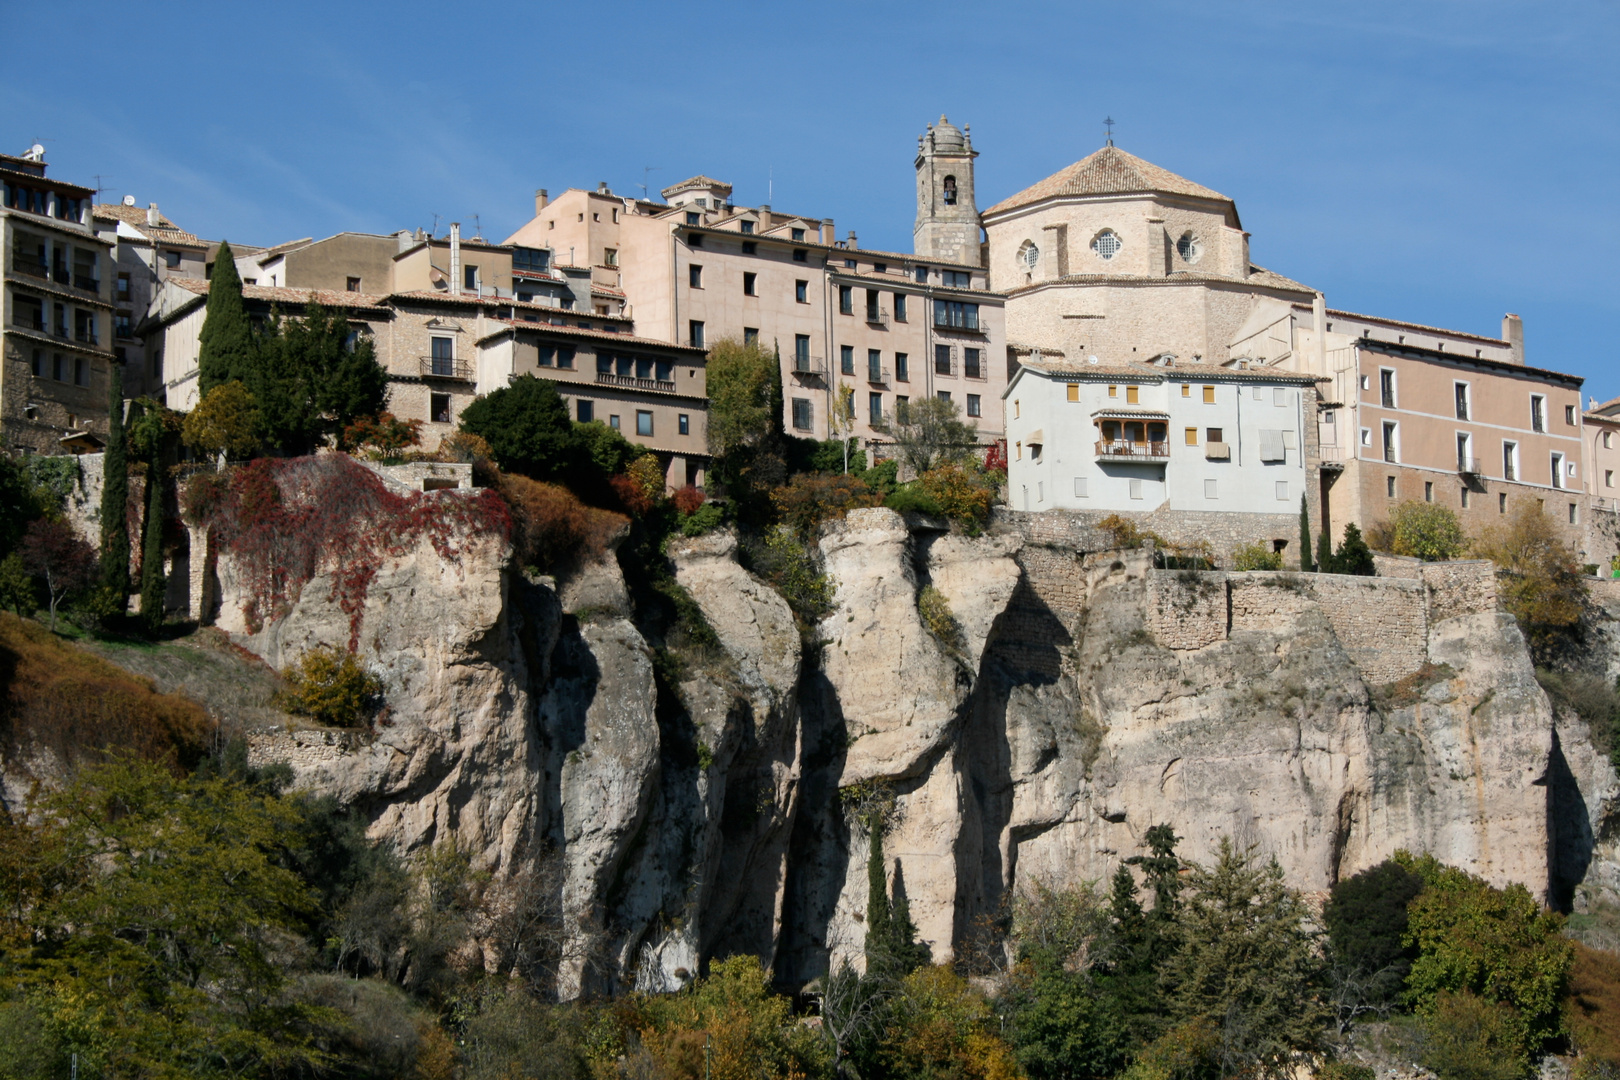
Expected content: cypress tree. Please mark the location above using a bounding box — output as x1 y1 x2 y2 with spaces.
767 340 785 441
197 240 254 394
865 815 893 973
139 453 165 633
99 358 130 598
1335 523 1376 576
1299 494 1314 573
888 860 931 974
1316 529 1336 576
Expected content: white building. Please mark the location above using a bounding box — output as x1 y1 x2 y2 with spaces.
1003 355 1318 520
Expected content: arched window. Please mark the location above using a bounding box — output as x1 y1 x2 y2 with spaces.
942 175 957 205
1091 229 1122 260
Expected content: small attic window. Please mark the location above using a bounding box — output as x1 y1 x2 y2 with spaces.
943 176 958 205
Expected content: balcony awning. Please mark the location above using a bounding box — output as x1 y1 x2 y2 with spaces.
1091 408 1169 420
1025 429 1044 444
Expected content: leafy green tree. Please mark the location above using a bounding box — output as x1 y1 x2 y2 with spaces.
100 359 130 599
0 454 44 558
197 240 255 394
254 302 387 454
458 375 580 483
0 551 34 615
706 337 779 460
1388 500 1468 561
1322 860 1423 1001
1398 853 1572 1062
1300 495 1315 572
574 417 646 478
1164 838 1329 1076
1335 523 1377 575
1421 990 1530 1080
877 394 978 476
183 381 262 460
879 966 1021 1080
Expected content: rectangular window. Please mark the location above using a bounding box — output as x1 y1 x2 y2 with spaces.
163 250 181 269
430 392 451 423
1566 404 1577 426
1503 441 1518 481
688 234 703 248
795 280 808 302
116 272 131 300
1125 385 1139 404
1551 452 1565 489
1205 479 1218 499
513 246 550 273
895 352 909 382
1273 387 1287 406
1360 427 1372 447
1380 369 1396 408
1388 476 1398 498
685 212 700 225
1606 470 1614 488
1253 387 1264 401
932 299 979 329
1500 492 1508 513
1185 427 1198 445
1181 384 1190 397
636 410 653 436
609 414 621 430
51 353 64 381
1382 421 1398 463
1570 502 1579 524
74 356 87 386
866 289 880 321
689 264 703 288
29 348 41 377
794 335 811 368
1067 385 1079 402
742 271 756 295
742 241 757 255
1074 477 1088 498
346 276 361 292
464 265 479 291
115 312 132 339
744 327 759 345
964 348 981 379
894 294 907 322
915 266 929 283
1461 487 1471 509
598 353 615 375
740 220 754 235
1037 481 1044 503
1457 432 1473 473
558 346 575 369
868 349 883 382
937 391 952 403
793 249 807 262
792 398 812 431
1129 479 1143 500
1277 481 1290 501
430 336 454 376
895 396 908 422
1202 385 1215 404
1424 481 1434 502
791 228 805 242
868 392 883 425
967 394 981 418
689 320 704 348
1455 382 1470 420
1207 427 1223 443
934 344 951 376
841 345 855 375
1107 385 1117 398
1531 394 1546 432
839 286 853 315
943 270 971 287
537 346 555 367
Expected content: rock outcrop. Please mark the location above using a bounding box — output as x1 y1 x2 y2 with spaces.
212 493 1617 994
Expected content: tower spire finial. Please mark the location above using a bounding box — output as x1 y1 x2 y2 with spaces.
1104 116 1115 147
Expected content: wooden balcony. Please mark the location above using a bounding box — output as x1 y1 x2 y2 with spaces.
1095 440 1169 461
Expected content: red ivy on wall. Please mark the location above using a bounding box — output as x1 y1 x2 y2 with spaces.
188 455 510 649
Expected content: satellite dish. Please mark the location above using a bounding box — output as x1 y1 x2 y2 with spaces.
122 194 136 206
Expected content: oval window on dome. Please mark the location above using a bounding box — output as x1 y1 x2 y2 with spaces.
1176 231 1201 264
1019 240 1039 269
1091 229 1122 260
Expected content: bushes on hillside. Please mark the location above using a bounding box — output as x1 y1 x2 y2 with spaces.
1384 501 1469 561
278 645 382 727
1474 503 1589 648
499 471 628 571
1231 541 1283 571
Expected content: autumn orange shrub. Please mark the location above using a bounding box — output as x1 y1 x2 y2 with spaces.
499 472 628 570
673 485 706 516
0 613 212 772
917 464 995 532
1568 941 1620 1068
770 472 881 534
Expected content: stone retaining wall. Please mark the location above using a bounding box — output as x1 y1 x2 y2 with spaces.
244 725 365 771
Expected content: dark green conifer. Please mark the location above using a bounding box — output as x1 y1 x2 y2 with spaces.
197 241 254 394
1335 523 1376 576
1316 529 1336 576
1299 495 1314 572
888 859 931 974
99 357 130 598
865 814 893 972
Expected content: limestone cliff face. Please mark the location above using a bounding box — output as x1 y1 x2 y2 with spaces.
224 502 1617 994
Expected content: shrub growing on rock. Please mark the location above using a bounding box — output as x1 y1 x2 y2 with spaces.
1230 542 1283 571
1386 501 1468 562
279 644 382 727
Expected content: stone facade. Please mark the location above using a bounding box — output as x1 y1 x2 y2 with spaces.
999 505 1306 568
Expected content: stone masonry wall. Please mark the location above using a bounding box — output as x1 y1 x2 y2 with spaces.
1145 570 1227 649
997 506 1302 567
244 725 365 771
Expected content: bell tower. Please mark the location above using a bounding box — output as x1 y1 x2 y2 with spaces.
913 115 981 266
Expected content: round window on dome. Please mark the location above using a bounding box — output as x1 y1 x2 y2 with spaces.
1176 232 1201 264
1092 229 1122 260
1019 240 1040 269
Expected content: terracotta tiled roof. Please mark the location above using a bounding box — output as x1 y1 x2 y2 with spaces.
1018 355 1320 383
167 278 392 310
661 175 733 198
93 203 209 249
1324 308 1508 347
984 146 1232 217
479 319 705 353
251 237 316 263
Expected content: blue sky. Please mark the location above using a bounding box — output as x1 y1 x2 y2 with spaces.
11 1 1616 400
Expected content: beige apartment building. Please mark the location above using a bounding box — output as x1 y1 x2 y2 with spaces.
503 143 1009 450
1585 396 1620 568
93 197 208 401
2 147 115 454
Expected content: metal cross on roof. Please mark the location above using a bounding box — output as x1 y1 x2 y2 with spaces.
1104 116 1116 146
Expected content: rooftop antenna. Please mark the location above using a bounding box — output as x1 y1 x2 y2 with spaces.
91 175 115 199
639 166 659 200
428 212 441 238
768 165 773 204
472 213 482 240
1103 116 1116 147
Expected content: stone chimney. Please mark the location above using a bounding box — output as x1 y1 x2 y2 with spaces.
1503 313 1524 364
847 230 857 249
396 230 413 253
449 222 462 297
535 188 549 214
146 202 160 227
597 181 610 194
821 218 835 245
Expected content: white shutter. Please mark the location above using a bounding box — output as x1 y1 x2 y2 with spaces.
1259 429 1286 461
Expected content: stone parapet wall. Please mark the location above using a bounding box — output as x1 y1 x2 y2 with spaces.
1146 570 1227 649
996 506 1303 567
1302 574 1427 684
358 459 473 492
244 725 365 771
1418 560 1498 620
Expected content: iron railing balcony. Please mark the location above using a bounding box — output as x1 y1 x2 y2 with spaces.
1458 457 1482 476
595 371 676 393
420 356 473 380
791 355 824 376
73 273 100 292
9 259 47 280
1096 440 1169 461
